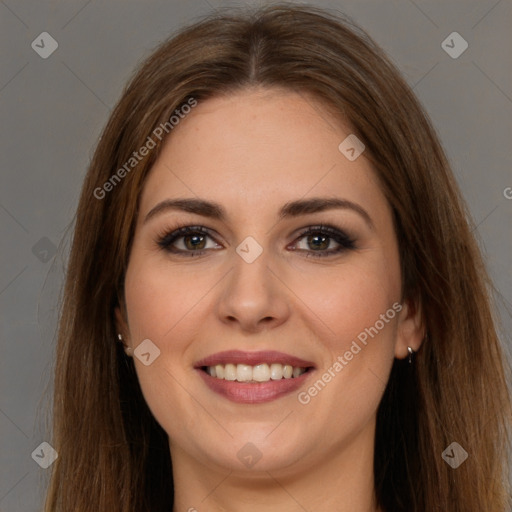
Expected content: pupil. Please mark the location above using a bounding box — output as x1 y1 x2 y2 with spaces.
308 234 328 250
185 234 205 250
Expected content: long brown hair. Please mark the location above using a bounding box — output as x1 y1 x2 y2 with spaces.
45 4 512 511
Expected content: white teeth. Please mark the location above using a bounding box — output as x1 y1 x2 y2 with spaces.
236 364 253 382
215 364 224 379
292 366 305 378
204 362 309 382
270 363 283 380
252 363 270 382
224 363 237 381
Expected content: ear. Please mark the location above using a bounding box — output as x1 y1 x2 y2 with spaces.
394 296 425 360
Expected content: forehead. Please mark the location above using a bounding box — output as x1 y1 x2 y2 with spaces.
139 88 383 219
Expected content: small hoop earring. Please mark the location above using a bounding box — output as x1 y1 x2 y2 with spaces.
117 333 133 357
407 346 415 364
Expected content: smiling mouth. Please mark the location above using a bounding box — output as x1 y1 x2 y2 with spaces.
200 363 314 383
194 350 316 403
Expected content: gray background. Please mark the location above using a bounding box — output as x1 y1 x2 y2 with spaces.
1 0 511 510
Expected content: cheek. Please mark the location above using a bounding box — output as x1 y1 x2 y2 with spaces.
124 256 214 343
288 253 401 350
290 279 397 439
123 258 211 437
287 255 400 419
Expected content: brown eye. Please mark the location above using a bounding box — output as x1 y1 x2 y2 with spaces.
183 233 207 250
306 233 330 251
157 226 221 256
291 225 356 258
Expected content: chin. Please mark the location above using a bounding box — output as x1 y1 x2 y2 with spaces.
196 427 313 474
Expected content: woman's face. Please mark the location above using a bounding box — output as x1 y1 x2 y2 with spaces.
118 87 421 476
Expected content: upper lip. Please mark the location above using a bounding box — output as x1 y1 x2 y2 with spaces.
194 350 316 369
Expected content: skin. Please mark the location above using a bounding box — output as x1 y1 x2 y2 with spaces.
116 87 423 512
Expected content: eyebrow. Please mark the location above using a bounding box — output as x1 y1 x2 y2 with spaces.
144 197 374 229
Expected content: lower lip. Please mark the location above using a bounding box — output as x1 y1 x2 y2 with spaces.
197 369 314 404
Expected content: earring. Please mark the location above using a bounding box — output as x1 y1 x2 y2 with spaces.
117 333 133 357
407 346 415 364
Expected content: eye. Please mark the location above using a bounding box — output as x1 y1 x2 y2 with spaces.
290 224 356 258
157 225 222 256
156 223 356 258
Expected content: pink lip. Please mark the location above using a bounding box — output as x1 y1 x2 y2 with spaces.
194 350 316 369
197 368 314 404
194 350 316 404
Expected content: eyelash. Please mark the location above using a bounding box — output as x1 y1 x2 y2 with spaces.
156 224 356 258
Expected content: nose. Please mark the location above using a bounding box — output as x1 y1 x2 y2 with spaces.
215 246 291 333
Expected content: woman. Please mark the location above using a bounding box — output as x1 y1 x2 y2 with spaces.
45 4 512 511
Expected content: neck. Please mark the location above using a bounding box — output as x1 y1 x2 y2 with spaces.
170 419 380 512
